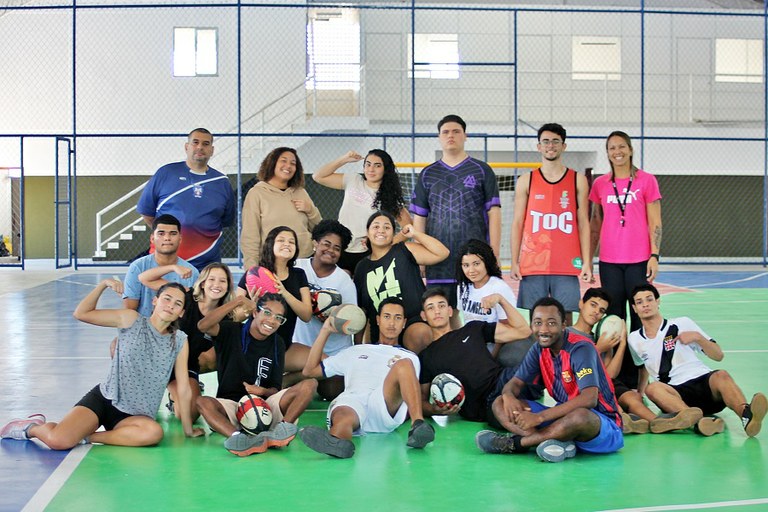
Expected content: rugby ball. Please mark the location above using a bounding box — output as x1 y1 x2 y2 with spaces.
311 289 343 322
595 314 625 340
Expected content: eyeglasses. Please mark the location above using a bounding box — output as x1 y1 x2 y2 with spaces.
258 305 287 325
539 139 563 146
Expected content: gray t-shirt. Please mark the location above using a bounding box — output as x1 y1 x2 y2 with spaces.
100 316 186 417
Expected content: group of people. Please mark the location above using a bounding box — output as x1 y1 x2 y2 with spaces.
2 118 765 463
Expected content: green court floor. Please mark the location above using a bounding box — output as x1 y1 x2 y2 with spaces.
39 289 768 512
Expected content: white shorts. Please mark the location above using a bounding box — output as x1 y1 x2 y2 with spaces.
218 388 289 430
327 386 408 435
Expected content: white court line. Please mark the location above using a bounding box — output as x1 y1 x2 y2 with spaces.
686 272 768 288
598 497 768 511
22 444 92 512
724 350 768 353
55 279 102 288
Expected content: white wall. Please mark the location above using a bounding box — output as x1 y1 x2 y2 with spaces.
0 3 765 177
0 4 307 176
359 7 765 126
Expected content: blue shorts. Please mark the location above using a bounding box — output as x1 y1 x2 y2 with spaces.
525 400 624 454
517 275 579 312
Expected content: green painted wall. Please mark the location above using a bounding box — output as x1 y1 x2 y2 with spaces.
21 174 765 260
24 177 55 258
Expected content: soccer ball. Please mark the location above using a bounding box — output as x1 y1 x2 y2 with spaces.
429 373 465 409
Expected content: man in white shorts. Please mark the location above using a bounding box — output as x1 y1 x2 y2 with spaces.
298 298 435 458
196 293 317 456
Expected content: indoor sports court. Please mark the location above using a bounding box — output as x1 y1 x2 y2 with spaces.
1 267 766 512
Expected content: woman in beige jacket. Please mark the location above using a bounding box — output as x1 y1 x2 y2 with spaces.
241 147 322 269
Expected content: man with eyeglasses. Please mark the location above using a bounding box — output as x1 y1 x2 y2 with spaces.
510 123 592 325
195 292 317 456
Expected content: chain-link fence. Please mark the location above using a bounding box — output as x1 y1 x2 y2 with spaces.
0 1 765 268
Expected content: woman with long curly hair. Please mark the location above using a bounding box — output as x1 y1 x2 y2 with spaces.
241 147 322 270
313 149 412 273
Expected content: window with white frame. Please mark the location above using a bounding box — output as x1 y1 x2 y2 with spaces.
306 8 360 90
572 36 621 81
173 27 218 77
408 33 460 79
715 39 763 83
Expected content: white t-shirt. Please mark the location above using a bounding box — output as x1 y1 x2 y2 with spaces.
322 344 420 394
457 276 517 324
339 173 378 253
627 317 712 386
293 258 357 356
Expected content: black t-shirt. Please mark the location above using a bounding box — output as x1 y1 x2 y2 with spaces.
237 266 309 348
175 289 214 376
213 320 285 402
419 321 501 421
353 242 425 342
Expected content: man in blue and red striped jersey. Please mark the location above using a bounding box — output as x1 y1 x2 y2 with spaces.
476 297 624 462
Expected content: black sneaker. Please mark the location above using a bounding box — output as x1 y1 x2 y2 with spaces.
475 430 527 454
406 419 435 449
299 426 355 459
743 392 767 437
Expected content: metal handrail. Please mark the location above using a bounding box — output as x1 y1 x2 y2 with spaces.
93 181 146 257
92 80 314 259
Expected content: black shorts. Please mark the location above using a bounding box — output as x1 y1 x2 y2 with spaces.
612 378 632 401
75 385 132 431
671 370 726 416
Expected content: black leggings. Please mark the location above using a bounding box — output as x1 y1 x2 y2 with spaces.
598 260 649 333
599 260 649 389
